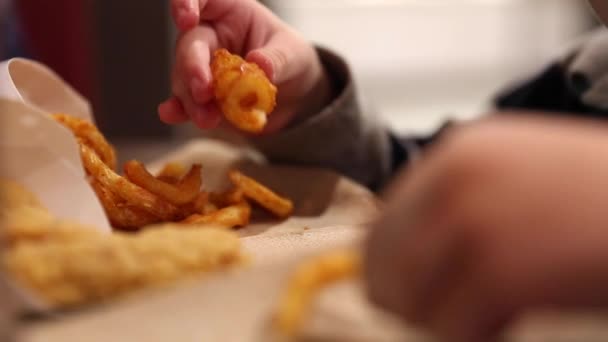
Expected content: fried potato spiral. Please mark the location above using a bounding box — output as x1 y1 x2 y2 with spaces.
211 49 277 133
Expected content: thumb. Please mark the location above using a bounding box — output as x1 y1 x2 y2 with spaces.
245 32 308 85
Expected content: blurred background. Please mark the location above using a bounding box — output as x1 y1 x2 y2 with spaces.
265 0 595 134
0 0 599 155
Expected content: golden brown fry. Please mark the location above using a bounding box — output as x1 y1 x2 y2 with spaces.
50 113 295 230
203 202 219 215
176 191 210 219
124 161 202 206
1 206 56 247
52 113 117 171
156 162 187 184
180 201 251 228
3 216 101 251
90 181 158 230
1 182 247 308
1 182 246 308
0 180 55 246
4 224 244 309
0 181 101 246
0 180 46 216
229 170 293 218
79 144 178 221
190 191 210 214
273 250 362 337
209 188 244 208
211 49 277 133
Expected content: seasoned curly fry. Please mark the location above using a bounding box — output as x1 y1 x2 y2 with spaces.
211 49 277 133
124 161 202 206
90 181 158 230
179 191 209 215
156 162 187 184
48 113 294 230
209 188 244 208
274 250 362 337
180 201 251 228
203 202 219 215
79 144 178 221
52 113 117 171
229 170 293 218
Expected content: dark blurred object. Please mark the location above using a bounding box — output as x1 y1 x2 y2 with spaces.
0 0 10 58
16 0 97 105
92 0 172 139
3 14 30 60
14 0 173 140
496 62 608 118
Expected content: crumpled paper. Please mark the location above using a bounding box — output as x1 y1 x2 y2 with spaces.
0 58 110 231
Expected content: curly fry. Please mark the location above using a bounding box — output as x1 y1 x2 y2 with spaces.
209 188 244 208
203 202 219 215
79 144 178 221
52 113 117 171
124 161 202 206
156 162 187 184
176 191 210 219
229 170 293 218
274 250 362 337
180 201 251 228
90 181 158 230
51 113 296 231
211 49 277 133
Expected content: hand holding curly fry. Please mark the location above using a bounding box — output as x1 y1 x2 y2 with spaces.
159 0 333 133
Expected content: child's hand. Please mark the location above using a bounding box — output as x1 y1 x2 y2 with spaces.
160 0 331 133
364 115 608 341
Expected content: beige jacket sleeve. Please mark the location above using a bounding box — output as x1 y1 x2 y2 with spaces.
249 47 394 190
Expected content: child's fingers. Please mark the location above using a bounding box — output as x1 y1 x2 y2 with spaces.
175 25 218 105
172 69 220 130
245 31 309 84
171 68 199 119
171 0 200 31
158 97 189 124
192 103 222 129
199 0 238 22
170 0 238 29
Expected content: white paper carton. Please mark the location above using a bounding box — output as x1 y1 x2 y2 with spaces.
0 58 110 231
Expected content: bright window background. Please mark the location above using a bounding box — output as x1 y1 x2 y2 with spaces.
266 0 595 134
